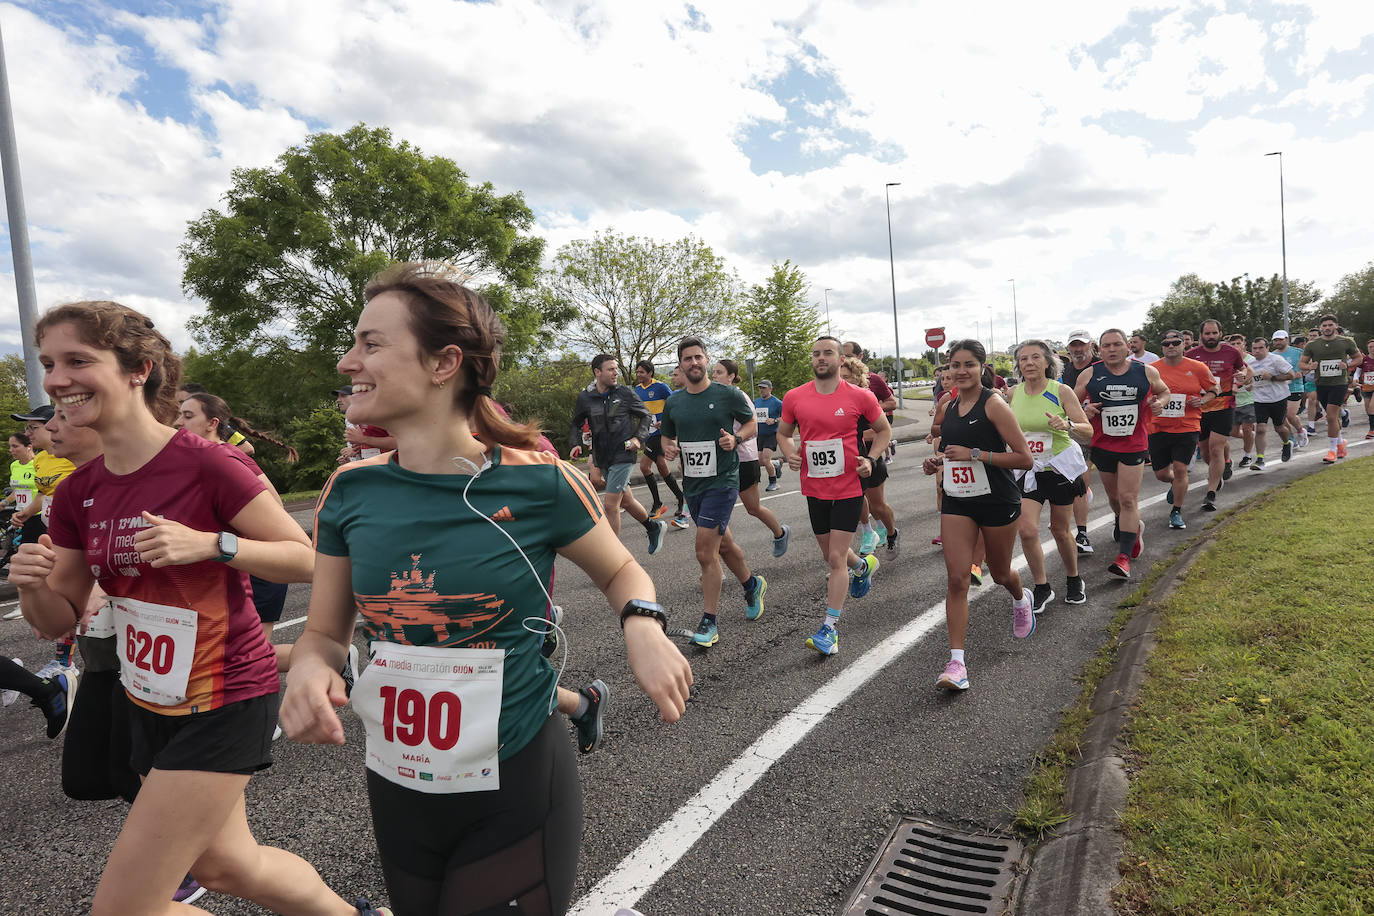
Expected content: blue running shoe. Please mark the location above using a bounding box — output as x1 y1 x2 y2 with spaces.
874 520 888 547
571 679 609 754
36 671 75 739
744 575 767 620
805 622 839 656
849 554 878 598
1169 508 1186 529
773 524 790 558
692 616 719 647
647 519 668 556
859 529 878 556
1166 487 1173 505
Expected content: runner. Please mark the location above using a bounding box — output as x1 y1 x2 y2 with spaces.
927 364 952 547
1147 332 1218 530
1359 339 1374 438
0 654 73 738
1301 327 1322 432
712 359 790 558
777 336 889 656
1299 315 1361 464
1186 320 1250 511
1181 330 1196 350
838 357 900 561
1225 333 1258 468
753 380 784 491
1061 330 1098 555
1128 334 1159 364
13 300 387 915
1271 331 1308 449
843 341 898 458
633 360 685 523
922 339 1035 690
660 337 766 647
1 431 36 576
1074 328 1171 577
1247 337 1297 470
1008 340 1092 611
569 355 669 553
282 264 692 915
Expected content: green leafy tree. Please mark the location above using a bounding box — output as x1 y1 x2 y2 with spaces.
180 123 557 413
493 355 593 456
0 354 31 421
734 261 822 394
1321 261 1374 344
279 407 348 492
1136 273 1321 345
546 231 738 371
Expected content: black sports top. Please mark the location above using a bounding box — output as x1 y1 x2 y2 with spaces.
940 388 1019 508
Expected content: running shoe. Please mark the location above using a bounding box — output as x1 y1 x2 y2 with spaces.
541 605 563 659
744 574 767 621
774 458 784 479
1298 428 1309 448
1012 590 1035 638
1031 583 1054 613
969 564 983 587
1337 440 1348 459
341 643 359 698
647 519 668 555
1322 449 1337 464
1 607 21 620
1222 459 1233 481
173 875 206 905
935 659 969 691
805 622 839 656
1282 440 1293 461
1064 577 1087 605
1237 455 1251 469
1166 487 1173 505
355 899 395 916
649 503 668 520
1341 408 1350 428
272 724 283 741
874 521 888 548
1075 531 1093 555
885 528 900 559
1 657 22 707
859 529 878 556
35 659 68 681
1365 431 1374 440
1306 423 1316 435
1112 515 1120 541
772 524 791 558
571 679 609 754
1131 521 1144 559
849 554 878 598
1251 456 1265 471
1169 508 1186 529
692 616 719 647
1107 553 1131 579
1202 490 1217 511
670 512 691 530
931 535 942 546
765 480 779 492
36 670 75 739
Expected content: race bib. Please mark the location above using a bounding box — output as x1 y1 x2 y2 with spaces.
40 494 53 525
754 408 771 425
943 460 991 497
113 597 197 707
13 489 31 513
680 441 717 478
86 596 116 641
360 448 382 459
1024 432 1053 456
805 438 844 478
1101 404 1139 437
1319 359 1342 378
1160 395 1186 418
353 642 504 794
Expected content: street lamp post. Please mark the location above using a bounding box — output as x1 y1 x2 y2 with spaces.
885 182 903 407
1008 278 1019 346
823 288 832 337
1264 151 1289 334
988 306 994 356
0 22 45 407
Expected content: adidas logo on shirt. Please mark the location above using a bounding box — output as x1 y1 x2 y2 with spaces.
491 506 514 522
834 408 846 416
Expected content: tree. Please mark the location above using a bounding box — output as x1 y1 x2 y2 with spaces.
1136 272 1321 345
0 354 31 419
180 123 556 400
734 261 823 394
545 231 738 371
1322 261 1374 344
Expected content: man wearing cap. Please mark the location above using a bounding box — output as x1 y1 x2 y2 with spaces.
1061 330 1097 554
1248 336 1297 469
753 380 784 491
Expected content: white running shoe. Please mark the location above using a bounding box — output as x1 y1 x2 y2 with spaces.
1 657 22 707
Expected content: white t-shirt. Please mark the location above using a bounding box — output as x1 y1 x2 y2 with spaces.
1250 352 1295 403
1130 351 1159 365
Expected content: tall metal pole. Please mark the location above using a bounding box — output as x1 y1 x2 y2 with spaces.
885 182 903 407
0 22 45 407
1008 278 1019 345
988 307 994 355
823 288 832 337
1265 152 1289 333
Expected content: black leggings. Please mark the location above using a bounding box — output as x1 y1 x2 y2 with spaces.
62 669 139 804
366 715 582 916
0 654 48 698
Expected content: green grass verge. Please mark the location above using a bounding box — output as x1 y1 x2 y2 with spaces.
279 489 322 505
1111 456 1374 915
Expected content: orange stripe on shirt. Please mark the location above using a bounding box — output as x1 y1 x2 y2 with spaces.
313 452 393 545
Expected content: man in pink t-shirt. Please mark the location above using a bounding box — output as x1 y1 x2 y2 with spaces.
779 336 891 657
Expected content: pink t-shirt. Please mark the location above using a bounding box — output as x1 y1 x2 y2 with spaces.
781 381 883 500
48 429 277 715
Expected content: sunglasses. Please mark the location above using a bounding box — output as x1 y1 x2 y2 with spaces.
1162 339 1183 346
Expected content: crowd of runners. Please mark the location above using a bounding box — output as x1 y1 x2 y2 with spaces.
1 264 1369 915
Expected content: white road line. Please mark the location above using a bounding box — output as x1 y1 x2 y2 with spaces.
568 439 1367 914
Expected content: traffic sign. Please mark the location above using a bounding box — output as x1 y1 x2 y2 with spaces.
925 327 946 349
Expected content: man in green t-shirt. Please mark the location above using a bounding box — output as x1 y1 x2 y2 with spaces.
661 336 766 648
1299 314 1361 463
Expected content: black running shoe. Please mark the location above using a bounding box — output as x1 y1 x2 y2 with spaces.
1064 576 1087 605
1281 441 1293 462
1237 455 1251 469
1222 459 1233 481
1075 531 1093 555
571 679 609 754
1031 583 1054 613
35 671 75 739
1202 490 1217 512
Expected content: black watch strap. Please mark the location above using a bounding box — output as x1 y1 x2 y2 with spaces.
619 599 668 632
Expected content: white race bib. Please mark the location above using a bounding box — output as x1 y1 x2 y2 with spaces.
361 448 382 459
40 494 53 525
754 408 770 425
353 642 504 794
113 597 198 707
1024 432 1053 457
13 489 31 513
86 596 116 641
805 438 845 478
1319 359 1343 378
943 460 992 497
1160 394 1187 418
1100 404 1139 437
680 440 717 478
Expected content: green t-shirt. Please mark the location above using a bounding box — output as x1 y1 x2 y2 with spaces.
8 458 35 510
314 446 601 761
660 382 754 496
1302 336 1359 387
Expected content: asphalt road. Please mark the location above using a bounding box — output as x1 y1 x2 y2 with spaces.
1 433 1364 915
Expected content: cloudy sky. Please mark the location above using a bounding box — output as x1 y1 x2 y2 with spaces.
1 0 1372 365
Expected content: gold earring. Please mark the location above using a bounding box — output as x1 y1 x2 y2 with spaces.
434 378 445 389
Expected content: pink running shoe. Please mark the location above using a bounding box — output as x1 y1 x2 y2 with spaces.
1131 520 1145 559
935 659 969 690
1012 589 1035 639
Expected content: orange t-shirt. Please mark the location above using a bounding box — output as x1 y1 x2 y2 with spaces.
1148 358 1218 435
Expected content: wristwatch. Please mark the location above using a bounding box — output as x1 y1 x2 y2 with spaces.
214 531 239 563
619 599 668 632
970 448 983 462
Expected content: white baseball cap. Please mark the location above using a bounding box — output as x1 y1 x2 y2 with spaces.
1067 329 1093 344
1271 329 1289 339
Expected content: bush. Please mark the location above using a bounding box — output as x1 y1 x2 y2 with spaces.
278 407 346 491
495 357 590 456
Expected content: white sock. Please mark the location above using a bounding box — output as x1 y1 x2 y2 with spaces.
1243 451 1253 460
1331 437 1341 450
860 520 874 534
1013 588 1031 608
950 648 966 664
822 610 840 630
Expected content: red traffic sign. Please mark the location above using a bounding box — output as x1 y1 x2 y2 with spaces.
925 327 946 349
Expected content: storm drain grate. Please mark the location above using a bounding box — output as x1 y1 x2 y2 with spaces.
842 818 1024 916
